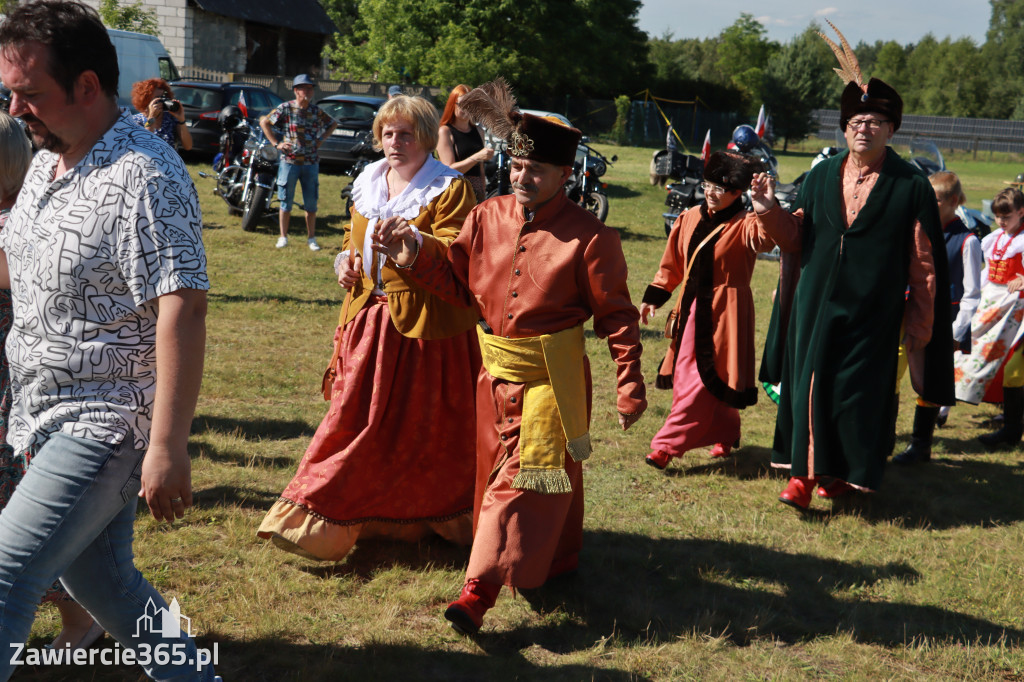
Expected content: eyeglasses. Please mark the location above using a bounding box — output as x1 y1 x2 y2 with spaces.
701 182 731 195
847 117 890 131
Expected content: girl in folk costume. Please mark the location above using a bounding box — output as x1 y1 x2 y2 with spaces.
641 152 781 470
258 96 480 561
954 187 1024 449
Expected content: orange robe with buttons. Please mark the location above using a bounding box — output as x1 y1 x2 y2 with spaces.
410 191 647 588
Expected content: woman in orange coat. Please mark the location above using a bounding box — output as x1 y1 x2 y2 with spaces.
641 151 775 469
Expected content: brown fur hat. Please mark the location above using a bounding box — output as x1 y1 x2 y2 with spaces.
703 151 761 191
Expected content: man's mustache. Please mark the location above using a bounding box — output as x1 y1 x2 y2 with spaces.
511 182 535 193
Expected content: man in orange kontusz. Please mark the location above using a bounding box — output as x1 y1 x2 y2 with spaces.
372 78 646 635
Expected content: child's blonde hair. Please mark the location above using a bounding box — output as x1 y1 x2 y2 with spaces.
929 171 965 207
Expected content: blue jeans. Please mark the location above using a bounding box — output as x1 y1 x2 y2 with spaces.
276 161 319 212
0 433 215 681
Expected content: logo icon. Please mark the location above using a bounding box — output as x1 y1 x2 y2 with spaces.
134 597 193 639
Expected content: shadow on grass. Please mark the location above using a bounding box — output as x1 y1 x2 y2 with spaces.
508 532 1021 652
660 441 1024 530
830 454 1024 529
614 226 662 242
300 536 471 580
11 636 648 682
662 445 774 481
604 184 642 200
240 210 350 238
207 291 341 307
193 484 282 512
192 414 314 442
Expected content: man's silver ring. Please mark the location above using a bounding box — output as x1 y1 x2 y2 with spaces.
170 497 183 503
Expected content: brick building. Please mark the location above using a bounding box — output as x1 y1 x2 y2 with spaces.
79 0 336 76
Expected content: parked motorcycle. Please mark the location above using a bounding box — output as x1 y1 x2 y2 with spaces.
773 146 842 212
484 141 511 199
339 130 382 220
565 142 616 223
660 153 705 235
200 116 280 232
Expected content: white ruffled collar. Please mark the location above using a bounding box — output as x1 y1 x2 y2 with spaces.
352 156 460 220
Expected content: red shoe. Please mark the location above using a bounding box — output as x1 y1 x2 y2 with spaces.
645 449 672 470
444 579 501 635
816 478 854 499
710 443 731 458
778 476 813 510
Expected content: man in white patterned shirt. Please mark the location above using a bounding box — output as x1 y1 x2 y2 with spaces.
0 2 216 680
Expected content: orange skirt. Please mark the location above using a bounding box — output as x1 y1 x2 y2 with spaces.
258 298 479 561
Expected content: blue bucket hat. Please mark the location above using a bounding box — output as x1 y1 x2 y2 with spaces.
292 74 315 88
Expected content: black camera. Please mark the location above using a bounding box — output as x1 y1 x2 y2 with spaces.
159 98 181 113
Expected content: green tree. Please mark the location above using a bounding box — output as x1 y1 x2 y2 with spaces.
611 94 630 144
325 0 648 99
715 13 778 109
762 25 833 150
983 0 1024 118
98 0 159 36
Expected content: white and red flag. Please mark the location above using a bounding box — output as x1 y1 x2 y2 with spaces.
700 129 711 163
237 90 249 118
754 104 766 138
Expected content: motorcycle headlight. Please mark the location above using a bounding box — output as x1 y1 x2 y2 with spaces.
260 144 279 162
589 157 607 178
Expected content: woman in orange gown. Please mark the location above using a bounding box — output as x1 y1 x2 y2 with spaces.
258 96 480 561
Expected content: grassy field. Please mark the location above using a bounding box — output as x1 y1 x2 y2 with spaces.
17 141 1024 681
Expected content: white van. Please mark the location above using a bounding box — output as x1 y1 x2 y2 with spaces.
107 29 179 110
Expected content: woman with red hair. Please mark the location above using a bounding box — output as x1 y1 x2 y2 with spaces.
130 78 191 151
437 84 492 202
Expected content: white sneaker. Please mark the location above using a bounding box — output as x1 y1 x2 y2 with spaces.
307 238 321 251
275 236 288 248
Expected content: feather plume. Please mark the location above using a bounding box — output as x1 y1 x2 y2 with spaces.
458 77 518 140
818 19 865 90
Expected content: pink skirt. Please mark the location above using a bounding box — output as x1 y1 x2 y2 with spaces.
651 301 740 456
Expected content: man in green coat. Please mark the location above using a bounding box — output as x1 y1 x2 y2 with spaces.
750 76 954 509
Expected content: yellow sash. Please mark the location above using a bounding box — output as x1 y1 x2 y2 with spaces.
476 324 591 494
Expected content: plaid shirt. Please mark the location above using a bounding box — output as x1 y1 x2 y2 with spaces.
265 101 335 165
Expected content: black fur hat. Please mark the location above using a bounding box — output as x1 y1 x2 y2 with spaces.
703 151 760 191
840 77 903 132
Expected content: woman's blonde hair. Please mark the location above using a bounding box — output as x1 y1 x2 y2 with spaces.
0 113 31 205
372 95 439 152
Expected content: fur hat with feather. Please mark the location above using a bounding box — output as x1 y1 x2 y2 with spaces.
819 20 903 132
459 77 581 166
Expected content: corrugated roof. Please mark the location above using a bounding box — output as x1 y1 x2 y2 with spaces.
191 0 336 35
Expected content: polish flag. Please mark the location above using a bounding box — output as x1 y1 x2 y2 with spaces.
700 129 711 163
754 104 766 138
237 90 249 119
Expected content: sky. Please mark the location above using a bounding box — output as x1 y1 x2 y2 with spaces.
636 1 993 46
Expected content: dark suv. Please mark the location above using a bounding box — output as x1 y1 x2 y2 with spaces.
169 80 285 156
315 94 386 170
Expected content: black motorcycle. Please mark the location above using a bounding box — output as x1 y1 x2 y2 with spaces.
484 141 511 199
339 131 382 220
200 119 280 232
565 143 616 223
659 152 705 235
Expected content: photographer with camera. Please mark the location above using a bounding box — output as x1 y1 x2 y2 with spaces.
130 77 191 151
